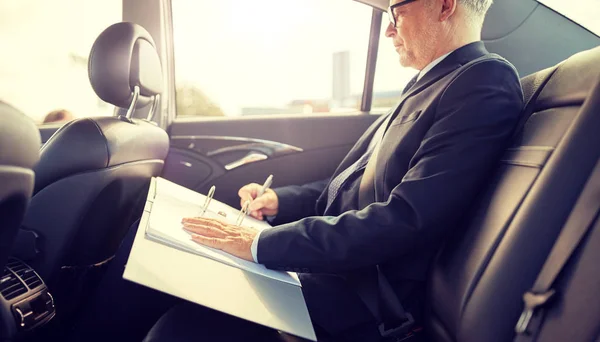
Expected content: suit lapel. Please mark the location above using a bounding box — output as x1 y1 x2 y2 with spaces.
383 41 489 133
326 112 390 178
319 41 490 211
315 112 390 212
365 42 490 204
409 41 489 96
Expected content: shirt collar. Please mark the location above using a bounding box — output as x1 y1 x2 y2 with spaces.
416 50 454 81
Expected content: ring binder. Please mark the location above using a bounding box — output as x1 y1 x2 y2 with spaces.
201 185 216 216
236 200 251 226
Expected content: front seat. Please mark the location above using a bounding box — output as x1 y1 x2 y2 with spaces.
13 22 169 302
0 101 41 271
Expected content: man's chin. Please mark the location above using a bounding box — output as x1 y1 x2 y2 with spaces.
398 55 414 69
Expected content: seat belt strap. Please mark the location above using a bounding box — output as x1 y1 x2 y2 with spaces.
352 55 523 338
514 159 600 340
348 266 415 338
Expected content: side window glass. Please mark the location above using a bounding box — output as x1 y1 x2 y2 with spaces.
172 0 373 118
372 18 418 113
0 1 122 125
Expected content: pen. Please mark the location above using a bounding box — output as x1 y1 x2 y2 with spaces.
201 185 215 215
257 174 273 198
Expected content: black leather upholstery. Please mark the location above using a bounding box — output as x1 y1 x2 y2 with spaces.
0 101 40 270
425 46 600 342
13 22 169 294
34 117 169 194
89 22 162 109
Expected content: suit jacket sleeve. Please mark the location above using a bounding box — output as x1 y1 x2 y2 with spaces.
257 60 524 273
269 179 329 225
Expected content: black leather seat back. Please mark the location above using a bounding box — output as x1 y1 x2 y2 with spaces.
531 192 600 342
16 22 169 283
425 46 600 342
0 101 40 270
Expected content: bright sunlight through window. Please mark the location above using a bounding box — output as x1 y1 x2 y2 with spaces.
538 0 600 36
0 0 122 124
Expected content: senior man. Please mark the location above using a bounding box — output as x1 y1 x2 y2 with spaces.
146 0 524 341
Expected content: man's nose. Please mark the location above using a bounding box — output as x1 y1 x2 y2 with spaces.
385 22 396 37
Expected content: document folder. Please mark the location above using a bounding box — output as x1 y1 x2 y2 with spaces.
144 177 299 285
123 177 316 340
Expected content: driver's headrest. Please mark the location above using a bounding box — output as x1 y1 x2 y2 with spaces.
88 22 162 109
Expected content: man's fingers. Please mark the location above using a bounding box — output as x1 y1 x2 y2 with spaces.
190 235 226 250
249 210 261 219
238 183 259 198
182 217 226 227
182 224 226 238
248 197 266 211
240 195 254 210
238 184 259 208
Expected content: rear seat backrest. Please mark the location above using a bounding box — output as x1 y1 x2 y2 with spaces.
0 102 40 270
425 46 600 342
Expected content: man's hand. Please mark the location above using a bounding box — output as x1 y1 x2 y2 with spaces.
182 217 257 262
238 183 279 221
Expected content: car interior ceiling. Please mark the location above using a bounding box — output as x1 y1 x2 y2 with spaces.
0 0 599 341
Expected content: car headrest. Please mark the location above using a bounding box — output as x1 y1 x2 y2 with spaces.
535 46 600 111
88 22 163 109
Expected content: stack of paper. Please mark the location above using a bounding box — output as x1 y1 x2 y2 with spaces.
144 177 299 286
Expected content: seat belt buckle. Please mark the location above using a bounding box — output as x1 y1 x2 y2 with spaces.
378 312 415 339
515 289 556 334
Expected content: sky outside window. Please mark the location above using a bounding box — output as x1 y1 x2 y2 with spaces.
538 0 600 36
172 0 380 116
0 0 121 123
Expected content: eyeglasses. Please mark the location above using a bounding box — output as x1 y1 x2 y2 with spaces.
387 0 418 28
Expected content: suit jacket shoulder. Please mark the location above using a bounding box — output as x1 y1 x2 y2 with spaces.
258 42 524 275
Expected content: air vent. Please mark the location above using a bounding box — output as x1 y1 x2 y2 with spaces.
0 267 27 300
6 259 42 290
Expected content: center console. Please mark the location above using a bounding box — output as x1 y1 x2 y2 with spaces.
0 258 55 340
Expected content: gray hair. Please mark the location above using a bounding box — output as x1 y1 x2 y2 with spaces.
459 0 493 21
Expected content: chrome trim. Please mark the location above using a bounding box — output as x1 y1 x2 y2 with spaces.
225 152 268 171
15 307 25 327
126 85 140 119
171 135 303 152
146 94 160 122
47 291 55 308
206 144 266 157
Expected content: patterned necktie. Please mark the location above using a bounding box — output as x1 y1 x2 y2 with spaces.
325 73 420 212
402 73 419 94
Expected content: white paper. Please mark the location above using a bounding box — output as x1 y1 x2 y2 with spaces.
145 177 300 286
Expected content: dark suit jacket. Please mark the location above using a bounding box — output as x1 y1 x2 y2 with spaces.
257 41 524 332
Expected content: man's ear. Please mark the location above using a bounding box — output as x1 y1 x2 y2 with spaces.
439 0 457 21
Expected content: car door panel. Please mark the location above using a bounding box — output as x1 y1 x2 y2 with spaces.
164 114 380 207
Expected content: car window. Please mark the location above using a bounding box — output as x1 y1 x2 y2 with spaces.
538 0 600 36
0 0 122 125
172 0 373 118
372 18 419 114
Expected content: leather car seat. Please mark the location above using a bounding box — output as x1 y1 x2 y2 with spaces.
0 101 41 271
13 22 169 297
425 46 600 341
